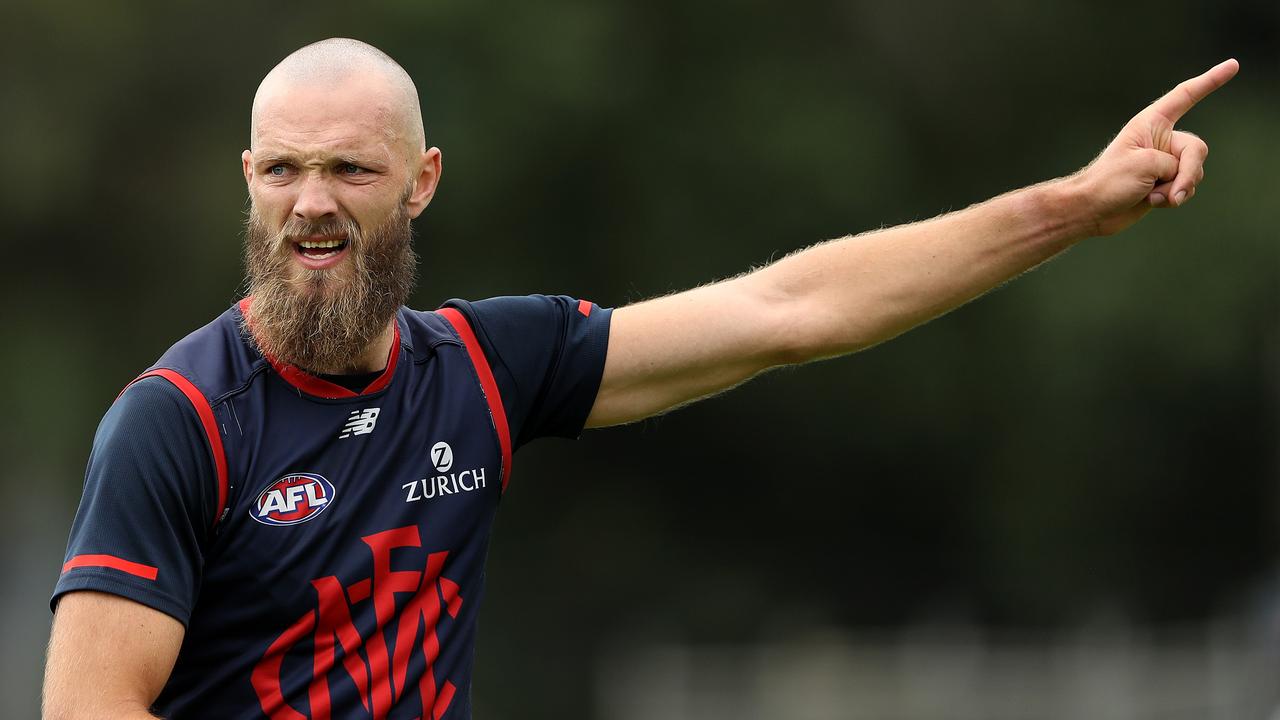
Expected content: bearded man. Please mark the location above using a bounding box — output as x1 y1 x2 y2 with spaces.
43 37 1237 720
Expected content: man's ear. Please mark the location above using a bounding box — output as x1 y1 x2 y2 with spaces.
405 147 442 219
241 150 254 186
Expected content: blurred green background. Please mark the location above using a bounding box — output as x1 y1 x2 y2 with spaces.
1 1 1276 717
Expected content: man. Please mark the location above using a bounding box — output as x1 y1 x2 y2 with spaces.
43 37 1236 719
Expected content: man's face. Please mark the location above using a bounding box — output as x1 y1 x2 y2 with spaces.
244 75 428 280
240 74 440 374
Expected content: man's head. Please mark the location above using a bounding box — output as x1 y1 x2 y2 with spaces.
241 38 442 374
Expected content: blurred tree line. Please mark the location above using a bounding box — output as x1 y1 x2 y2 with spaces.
1 0 1275 717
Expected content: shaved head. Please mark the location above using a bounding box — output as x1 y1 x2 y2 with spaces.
251 38 425 157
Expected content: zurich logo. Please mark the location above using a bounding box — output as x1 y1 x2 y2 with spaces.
251 473 336 526
431 441 453 473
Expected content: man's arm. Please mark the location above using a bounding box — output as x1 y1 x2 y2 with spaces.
44 591 184 719
45 377 215 718
586 60 1239 428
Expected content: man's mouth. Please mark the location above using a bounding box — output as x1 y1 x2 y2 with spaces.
295 237 349 259
292 236 351 268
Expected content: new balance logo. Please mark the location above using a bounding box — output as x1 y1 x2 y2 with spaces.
339 408 380 438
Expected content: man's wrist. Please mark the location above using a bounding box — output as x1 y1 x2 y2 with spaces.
1024 175 1100 246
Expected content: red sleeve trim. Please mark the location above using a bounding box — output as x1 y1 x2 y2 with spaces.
121 369 230 529
577 299 593 317
436 308 513 493
62 554 159 581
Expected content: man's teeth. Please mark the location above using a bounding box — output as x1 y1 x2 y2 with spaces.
299 239 345 249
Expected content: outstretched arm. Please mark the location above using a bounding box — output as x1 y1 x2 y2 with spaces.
586 59 1239 428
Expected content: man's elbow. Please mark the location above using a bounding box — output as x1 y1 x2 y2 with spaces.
745 269 873 367
764 302 872 367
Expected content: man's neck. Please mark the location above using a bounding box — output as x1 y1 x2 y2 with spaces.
343 320 396 375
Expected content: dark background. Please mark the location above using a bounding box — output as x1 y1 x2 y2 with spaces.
2 1 1276 717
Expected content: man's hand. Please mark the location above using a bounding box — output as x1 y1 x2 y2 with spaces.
1074 59 1239 236
586 61 1239 428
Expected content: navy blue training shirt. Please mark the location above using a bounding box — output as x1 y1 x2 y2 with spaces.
53 294 611 719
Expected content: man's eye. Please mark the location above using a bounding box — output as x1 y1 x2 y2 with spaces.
338 163 362 174
268 164 287 177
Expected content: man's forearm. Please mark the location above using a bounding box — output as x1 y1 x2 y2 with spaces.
756 175 1095 362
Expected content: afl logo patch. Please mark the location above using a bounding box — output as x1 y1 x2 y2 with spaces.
251 473 336 526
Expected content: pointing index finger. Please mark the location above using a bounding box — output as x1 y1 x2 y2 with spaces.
1150 58 1240 124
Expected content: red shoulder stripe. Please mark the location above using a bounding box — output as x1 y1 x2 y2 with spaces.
121 369 230 529
62 553 159 581
436 308 513 492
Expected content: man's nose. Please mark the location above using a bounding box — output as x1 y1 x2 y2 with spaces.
292 175 340 220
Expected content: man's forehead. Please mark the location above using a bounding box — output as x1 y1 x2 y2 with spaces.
251 74 409 154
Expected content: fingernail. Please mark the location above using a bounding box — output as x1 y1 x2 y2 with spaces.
1174 190 1187 205
1151 193 1166 206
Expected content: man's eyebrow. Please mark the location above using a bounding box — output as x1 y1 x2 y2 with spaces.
255 152 298 166
255 151 389 169
337 154 389 169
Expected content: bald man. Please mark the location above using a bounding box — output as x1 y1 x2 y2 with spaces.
44 38 1237 719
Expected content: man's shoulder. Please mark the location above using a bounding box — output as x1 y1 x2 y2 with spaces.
146 301 260 402
434 295 594 331
399 296 565 354
396 304 463 351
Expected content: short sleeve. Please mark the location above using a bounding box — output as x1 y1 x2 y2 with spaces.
51 376 217 626
441 295 611 448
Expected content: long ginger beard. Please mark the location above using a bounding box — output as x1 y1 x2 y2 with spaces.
241 202 417 375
